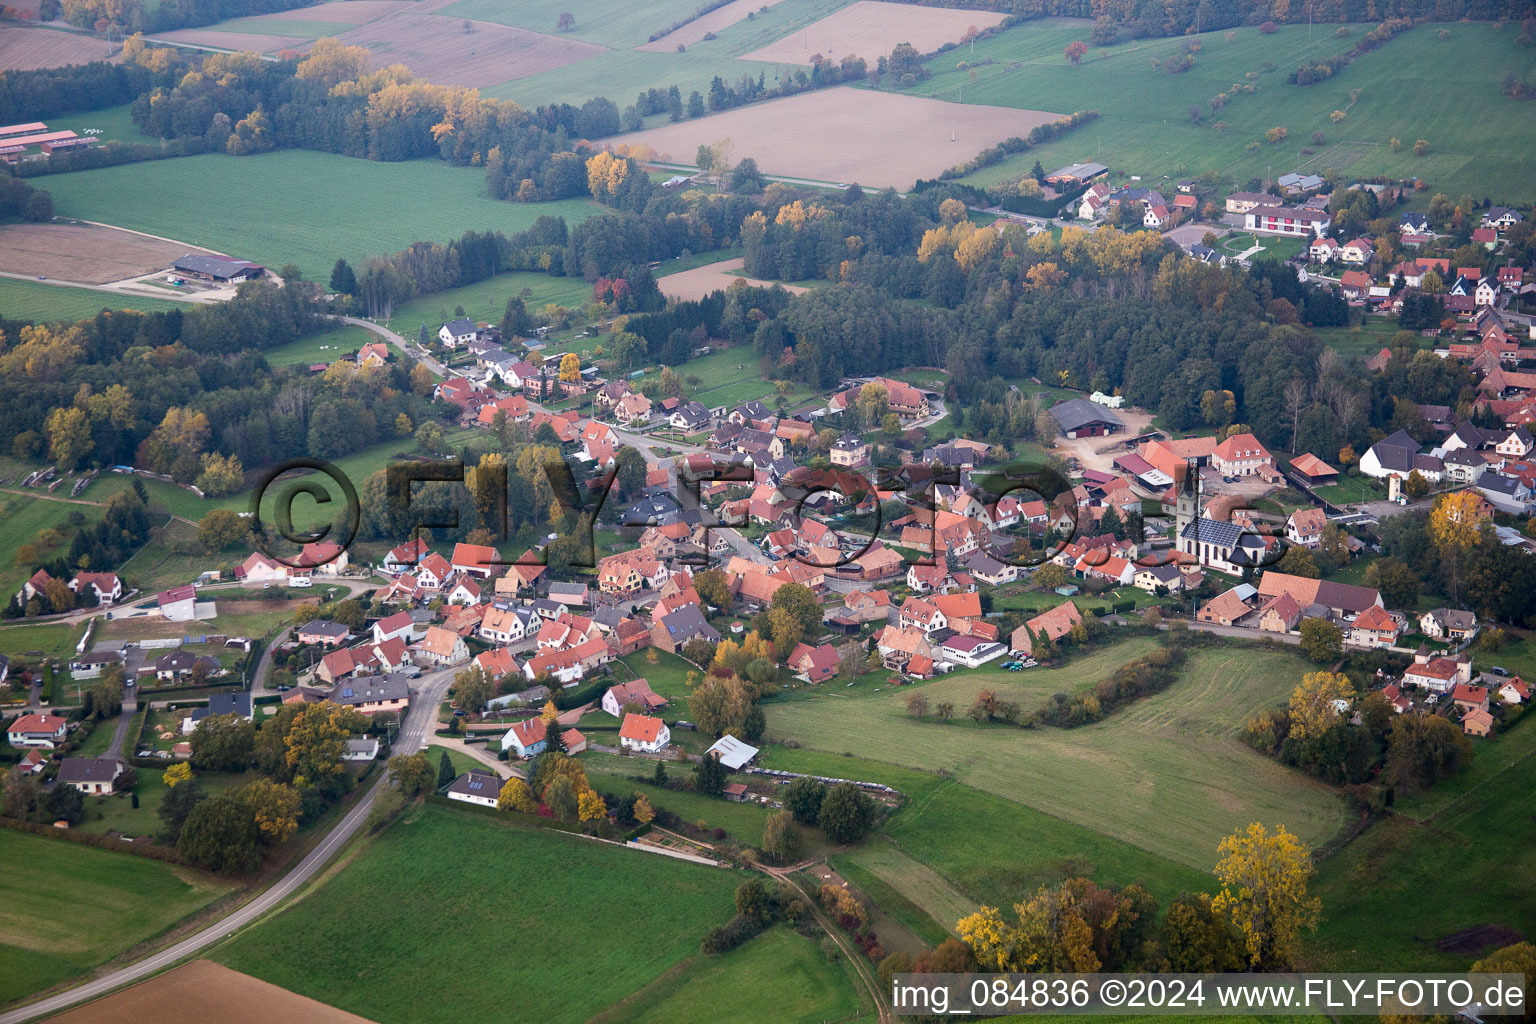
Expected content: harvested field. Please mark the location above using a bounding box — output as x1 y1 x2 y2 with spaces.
0 26 120 71
44 960 373 1024
625 86 1059 189
658 257 808 301
0 223 208 284
742 0 1007 66
637 0 791 53
317 13 605 88
260 0 414 24
151 27 313 51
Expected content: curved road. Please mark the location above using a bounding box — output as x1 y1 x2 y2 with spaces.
0 666 455 1024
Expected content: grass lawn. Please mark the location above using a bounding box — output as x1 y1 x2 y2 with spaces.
0 487 112 605
766 643 1347 870
0 829 232 1005
599 925 865 1024
425 742 486 779
1313 318 1409 360
0 277 189 323
48 102 156 145
215 803 743 1024
383 271 595 339
40 151 605 281
939 21 1536 203
79 767 258 838
832 840 969 945
261 324 379 368
617 649 700 702
0 621 86 660
662 345 817 411
1312 475 1388 506
1305 715 1536 970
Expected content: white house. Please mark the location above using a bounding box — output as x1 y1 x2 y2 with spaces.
445 770 500 808
438 318 479 349
68 572 122 606
1244 206 1332 238
57 757 124 795
937 635 1007 668
6 713 67 749
501 717 548 759
157 585 198 623
619 713 670 753
372 610 423 645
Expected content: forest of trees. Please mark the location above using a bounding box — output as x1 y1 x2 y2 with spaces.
0 278 435 478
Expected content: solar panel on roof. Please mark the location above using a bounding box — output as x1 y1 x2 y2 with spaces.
469 780 483 790
341 688 354 697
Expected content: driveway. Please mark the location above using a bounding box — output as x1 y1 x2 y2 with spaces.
1049 405 1156 473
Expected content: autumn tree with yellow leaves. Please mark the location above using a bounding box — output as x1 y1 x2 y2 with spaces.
957 878 1158 973
1211 823 1320 969
1287 671 1351 741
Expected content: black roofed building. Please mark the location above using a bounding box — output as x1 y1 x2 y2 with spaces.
57 756 125 795
445 769 501 808
171 254 265 282
1178 517 1268 574
1048 398 1124 439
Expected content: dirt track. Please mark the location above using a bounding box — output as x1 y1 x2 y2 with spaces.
0 223 208 284
742 0 1007 65
657 257 809 301
625 87 1059 190
43 960 374 1024
0 26 119 71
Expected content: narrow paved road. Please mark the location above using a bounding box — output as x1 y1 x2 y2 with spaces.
0 667 455 1024
103 697 137 759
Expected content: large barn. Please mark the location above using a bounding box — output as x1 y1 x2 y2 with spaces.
170 254 266 283
1049 398 1125 439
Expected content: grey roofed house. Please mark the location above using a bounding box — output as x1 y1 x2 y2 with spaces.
658 604 721 646
1141 563 1184 584
1188 244 1223 264
671 400 711 429
964 551 1009 577
1442 447 1485 469
705 734 760 770
171 253 264 281
1400 211 1430 232
1048 398 1124 436
57 756 123 786
329 673 410 706
732 400 773 422
547 582 589 605
189 691 253 728
1365 429 1425 474
1426 607 1476 632
445 769 499 801
1447 422 1498 449
298 620 352 640
343 738 379 761
443 316 475 336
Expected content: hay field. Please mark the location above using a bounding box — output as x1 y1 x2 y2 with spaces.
0 223 205 283
44 960 372 1024
319 13 605 87
657 257 809 301
151 26 313 50
638 0 792 53
765 644 1347 869
743 0 1006 65
261 0 414 24
624 86 1058 188
0 25 120 70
